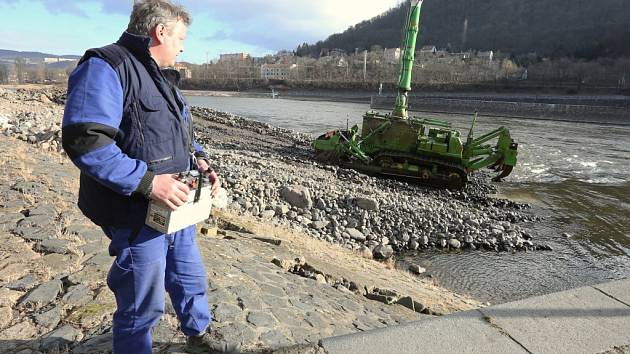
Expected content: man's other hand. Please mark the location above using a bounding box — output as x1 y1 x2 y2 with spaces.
197 160 221 197
150 174 190 210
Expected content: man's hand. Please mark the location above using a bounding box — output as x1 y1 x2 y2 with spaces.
150 174 190 210
197 159 221 197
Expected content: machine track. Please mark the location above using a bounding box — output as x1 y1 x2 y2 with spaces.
373 151 468 189
325 150 468 189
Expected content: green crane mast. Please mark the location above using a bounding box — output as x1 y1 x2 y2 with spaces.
392 0 423 119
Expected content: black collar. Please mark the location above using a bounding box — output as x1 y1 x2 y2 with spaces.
116 31 152 62
162 68 181 87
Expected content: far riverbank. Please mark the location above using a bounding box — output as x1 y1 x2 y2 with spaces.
183 88 630 125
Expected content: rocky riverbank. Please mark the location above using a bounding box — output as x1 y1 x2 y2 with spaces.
1 86 547 257
0 87 485 353
190 106 546 255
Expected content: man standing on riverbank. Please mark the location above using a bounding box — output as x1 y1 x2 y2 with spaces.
61 1 230 353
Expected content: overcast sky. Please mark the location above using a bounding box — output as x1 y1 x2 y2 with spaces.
0 0 403 63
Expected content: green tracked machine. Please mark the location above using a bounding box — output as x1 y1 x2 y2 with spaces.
312 0 518 188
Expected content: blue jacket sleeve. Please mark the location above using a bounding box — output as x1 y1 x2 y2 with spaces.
62 57 153 197
193 137 204 153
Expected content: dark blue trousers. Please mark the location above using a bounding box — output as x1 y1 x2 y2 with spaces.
104 224 211 354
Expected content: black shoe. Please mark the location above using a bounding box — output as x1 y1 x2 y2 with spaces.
186 329 241 354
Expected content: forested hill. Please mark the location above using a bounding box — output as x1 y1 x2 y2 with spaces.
296 0 630 59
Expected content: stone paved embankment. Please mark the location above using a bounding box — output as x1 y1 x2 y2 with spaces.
319 278 630 354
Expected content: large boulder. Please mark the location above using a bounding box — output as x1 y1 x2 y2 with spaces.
346 228 366 241
373 244 394 260
353 197 379 211
448 239 462 249
280 185 312 209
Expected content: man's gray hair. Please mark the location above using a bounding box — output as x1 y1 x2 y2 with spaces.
127 0 191 36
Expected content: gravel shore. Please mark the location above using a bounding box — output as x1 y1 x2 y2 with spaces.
189 105 545 256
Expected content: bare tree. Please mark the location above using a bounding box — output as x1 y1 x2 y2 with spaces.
15 57 25 84
35 63 48 82
0 64 8 84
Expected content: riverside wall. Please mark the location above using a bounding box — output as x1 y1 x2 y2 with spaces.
371 95 630 125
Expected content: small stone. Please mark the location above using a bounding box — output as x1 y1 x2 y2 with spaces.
274 204 289 216
34 306 63 329
353 197 379 211
200 226 218 237
39 325 84 352
4 274 39 291
39 94 52 103
261 210 275 220
346 228 365 241
365 292 397 304
62 284 93 308
35 238 70 254
315 198 326 210
236 294 265 311
397 296 416 311
448 239 461 249
358 245 373 259
562 232 572 238
271 257 294 270
67 263 109 285
373 244 394 260
65 291 116 329
247 311 278 327
85 252 114 267
280 185 312 209
310 220 328 230
345 217 359 229
18 279 63 311
213 303 243 323
408 264 426 275
314 274 327 284
397 296 426 313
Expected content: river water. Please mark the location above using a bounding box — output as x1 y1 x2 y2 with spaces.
186 95 630 304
